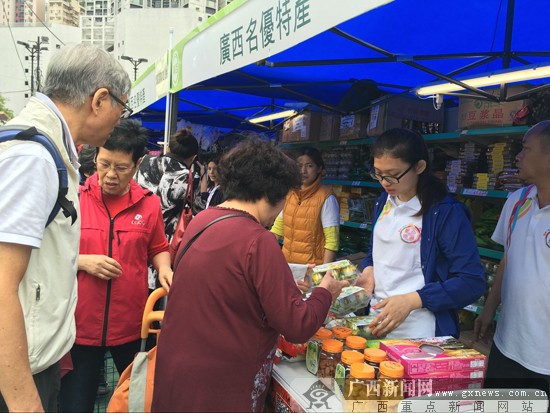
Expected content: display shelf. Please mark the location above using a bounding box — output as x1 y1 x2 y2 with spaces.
452 187 511 199
326 179 511 200
278 137 375 148
324 179 381 188
279 126 529 148
477 247 503 260
340 220 372 230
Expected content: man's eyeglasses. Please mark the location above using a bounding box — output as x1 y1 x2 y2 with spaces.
108 91 133 119
369 163 414 184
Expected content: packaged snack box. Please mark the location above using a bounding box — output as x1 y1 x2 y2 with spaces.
311 260 359 286
344 315 377 339
379 337 486 375
330 286 371 318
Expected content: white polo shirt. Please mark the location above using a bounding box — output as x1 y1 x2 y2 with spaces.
371 195 436 339
492 186 550 375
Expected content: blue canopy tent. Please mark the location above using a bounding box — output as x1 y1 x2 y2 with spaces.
135 0 550 134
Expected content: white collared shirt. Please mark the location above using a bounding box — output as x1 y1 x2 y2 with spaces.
492 186 550 374
371 195 436 339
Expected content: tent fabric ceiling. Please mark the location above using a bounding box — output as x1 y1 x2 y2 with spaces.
137 0 550 131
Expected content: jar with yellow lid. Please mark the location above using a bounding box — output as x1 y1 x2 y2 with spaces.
379 360 405 412
306 328 333 375
317 339 343 389
344 335 367 353
363 348 387 378
332 326 352 343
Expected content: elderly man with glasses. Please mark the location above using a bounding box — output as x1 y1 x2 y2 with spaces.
0 44 131 412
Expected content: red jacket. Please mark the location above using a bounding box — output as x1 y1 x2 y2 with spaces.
76 174 168 346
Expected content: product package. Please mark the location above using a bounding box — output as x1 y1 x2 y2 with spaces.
329 286 371 318
379 337 486 375
311 260 360 286
343 315 377 340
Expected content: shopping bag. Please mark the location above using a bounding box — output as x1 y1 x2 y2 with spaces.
107 288 166 413
169 206 193 263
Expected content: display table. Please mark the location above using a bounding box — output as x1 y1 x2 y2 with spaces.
271 360 344 413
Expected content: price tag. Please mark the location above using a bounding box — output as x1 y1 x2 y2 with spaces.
463 188 488 197
351 181 361 186
359 223 368 229
339 140 348 146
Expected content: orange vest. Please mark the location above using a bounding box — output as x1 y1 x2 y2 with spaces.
282 177 333 265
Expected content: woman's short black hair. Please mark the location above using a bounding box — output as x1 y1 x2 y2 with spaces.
296 146 325 169
169 128 199 159
102 119 148 164
78 144 96 177
372 128 448 216
217 139 301 206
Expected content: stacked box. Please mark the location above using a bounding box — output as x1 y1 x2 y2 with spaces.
319 114 339 141
368 96 444 137
457 85 531 129
379 337 486 376
339 113 369 140
281 112 321 142
445 142 482 190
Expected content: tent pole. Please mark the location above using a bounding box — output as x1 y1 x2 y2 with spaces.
163 27 174 155
500 0 515 100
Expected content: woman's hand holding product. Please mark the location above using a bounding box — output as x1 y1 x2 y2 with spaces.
369 292 422 337
318 269 350 301
355 266 375 294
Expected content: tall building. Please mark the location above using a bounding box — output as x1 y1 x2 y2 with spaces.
47 0 84 27
0 0 46 25
217 0 233 9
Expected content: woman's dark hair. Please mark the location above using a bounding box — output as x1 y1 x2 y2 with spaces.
78 144 96 178
372 128 448 216
169 129 199 159
217 139 301 206
102 119 149 164
296 146 325 170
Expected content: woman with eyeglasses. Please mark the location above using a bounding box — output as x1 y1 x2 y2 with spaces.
355 128 485 339
59 120 171 412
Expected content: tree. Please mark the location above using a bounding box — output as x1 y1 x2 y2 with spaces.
0 94 14 125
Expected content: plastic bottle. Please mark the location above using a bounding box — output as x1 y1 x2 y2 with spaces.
332 326 352 344
363 348 387 378
344 363 376 401
306 328 333 375
378 360 405 412
317 339 344 389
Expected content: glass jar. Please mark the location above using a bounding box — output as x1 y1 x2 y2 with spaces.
317 339 344 389
343 363 376 401
379 361 405 412
363 348 387 378
345 335 367 353
306 328 333 375
332 326 352 344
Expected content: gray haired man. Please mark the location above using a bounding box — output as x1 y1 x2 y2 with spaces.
0 43 131 412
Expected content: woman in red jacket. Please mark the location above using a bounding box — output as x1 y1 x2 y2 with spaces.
59 120 172 413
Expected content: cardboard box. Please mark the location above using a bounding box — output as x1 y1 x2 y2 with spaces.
379 337 486 375
368 96 445 137
338 113 369 140
319 114 339 141
281 112 321 142
457 85 530 129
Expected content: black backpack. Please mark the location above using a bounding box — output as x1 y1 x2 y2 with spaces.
0 125 78 227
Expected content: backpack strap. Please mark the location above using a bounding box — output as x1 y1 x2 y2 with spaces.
0 126 78 227
506 184 535 250
173 213 253 271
